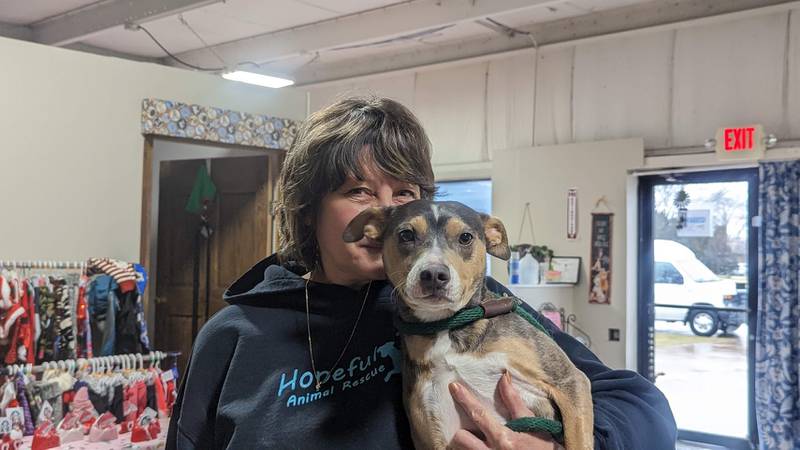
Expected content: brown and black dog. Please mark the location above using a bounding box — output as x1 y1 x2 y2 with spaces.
344 200 593 450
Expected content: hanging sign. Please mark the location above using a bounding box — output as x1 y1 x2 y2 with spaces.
715 124 766 160
567 189 578 240
589 213 613 305
677 209 713 237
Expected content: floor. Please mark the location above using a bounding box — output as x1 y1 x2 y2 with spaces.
654 321 749 439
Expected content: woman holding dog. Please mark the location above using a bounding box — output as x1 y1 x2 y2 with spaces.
166 97 676 449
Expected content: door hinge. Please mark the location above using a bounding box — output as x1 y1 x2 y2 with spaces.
751 216 762 228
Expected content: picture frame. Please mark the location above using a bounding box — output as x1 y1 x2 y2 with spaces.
545 256 581 284
589 213 613 304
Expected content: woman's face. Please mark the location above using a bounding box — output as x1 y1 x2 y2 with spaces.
315 163 420 287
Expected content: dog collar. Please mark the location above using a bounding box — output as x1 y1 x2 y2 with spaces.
393 296 550 336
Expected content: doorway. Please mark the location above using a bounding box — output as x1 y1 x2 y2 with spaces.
638 168 758 449
142 138 281 373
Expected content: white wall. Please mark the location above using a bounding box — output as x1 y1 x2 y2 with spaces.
302 7 800 367
492 139 644 369
0 36 306 263
305 8 799 166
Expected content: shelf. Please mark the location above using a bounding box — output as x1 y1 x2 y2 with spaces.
509 284 575 289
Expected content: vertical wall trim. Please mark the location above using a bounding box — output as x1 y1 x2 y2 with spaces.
667 29 677 149
781 10 792 136
412 71 419 109
482 62 490 162
139 137 155 345
532 49 539 146
569 46 576 144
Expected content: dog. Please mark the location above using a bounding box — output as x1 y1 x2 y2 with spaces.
343 200 593 450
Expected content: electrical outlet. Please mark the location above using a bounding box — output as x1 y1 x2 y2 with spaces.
608 328 620 341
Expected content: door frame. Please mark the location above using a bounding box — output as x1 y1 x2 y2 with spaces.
138 136 283 349
637 167 758 449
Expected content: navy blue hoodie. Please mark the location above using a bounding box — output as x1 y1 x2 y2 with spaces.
167 255 676 449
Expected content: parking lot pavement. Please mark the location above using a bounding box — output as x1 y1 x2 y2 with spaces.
654 322 749 439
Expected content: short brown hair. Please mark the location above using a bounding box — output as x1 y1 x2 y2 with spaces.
274 96 435 269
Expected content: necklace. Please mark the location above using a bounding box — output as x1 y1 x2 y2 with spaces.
305 276 372 390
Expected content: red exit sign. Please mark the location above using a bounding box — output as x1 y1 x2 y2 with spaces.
724 127 755 151
715 124 765 160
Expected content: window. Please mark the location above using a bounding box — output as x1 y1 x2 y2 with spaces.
434 179 491 214
436 180 492 273
677 258 719 283
655 262 683 284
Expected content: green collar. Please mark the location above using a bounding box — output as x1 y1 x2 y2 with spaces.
393 296 550 336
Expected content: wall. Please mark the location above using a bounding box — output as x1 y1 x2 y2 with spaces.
305 7 799 169
492 139 644 369
0 36 306 263
303 6 800 367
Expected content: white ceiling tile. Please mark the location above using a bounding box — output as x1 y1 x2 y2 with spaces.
0 0 98 25
488 0 653 29
489 2 588 28
296 0 404 15
419 21 495 44
80 26 182 59
186 0 335 33
566 0 652 14
81 0 339 59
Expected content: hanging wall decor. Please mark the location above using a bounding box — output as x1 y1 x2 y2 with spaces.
141 98 300 149
567 188 578 240
589 212 613 305
674 188 690 230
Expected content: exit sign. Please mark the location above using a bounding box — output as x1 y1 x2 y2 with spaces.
715 124 766 160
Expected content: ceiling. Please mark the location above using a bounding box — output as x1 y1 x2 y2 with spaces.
0 0 791 86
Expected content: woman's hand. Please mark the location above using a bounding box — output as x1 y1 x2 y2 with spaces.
448 372 556 450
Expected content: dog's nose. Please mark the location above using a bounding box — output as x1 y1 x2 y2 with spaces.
420 264 450 290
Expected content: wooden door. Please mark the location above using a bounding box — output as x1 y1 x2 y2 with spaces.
155 155 271 373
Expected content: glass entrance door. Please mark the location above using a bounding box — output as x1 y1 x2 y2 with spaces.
638 169 758 449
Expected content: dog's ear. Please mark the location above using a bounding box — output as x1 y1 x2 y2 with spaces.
480 214 510 260
343 207 393 242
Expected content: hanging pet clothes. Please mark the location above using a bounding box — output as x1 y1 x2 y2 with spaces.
0 352 176 448
0 259 151 364
31 420 59 450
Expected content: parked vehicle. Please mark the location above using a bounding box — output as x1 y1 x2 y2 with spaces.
654 239 744 336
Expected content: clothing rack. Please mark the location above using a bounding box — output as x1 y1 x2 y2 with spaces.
3 351 181 376
0 260 87 270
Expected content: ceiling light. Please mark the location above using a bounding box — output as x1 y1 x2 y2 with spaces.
764 134 778 148
222 71 294 88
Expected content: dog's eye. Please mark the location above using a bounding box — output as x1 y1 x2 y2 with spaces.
458 233 474 245
398 229 415 243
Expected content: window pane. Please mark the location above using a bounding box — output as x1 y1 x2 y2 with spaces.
435 180 492 214
652 181 750 438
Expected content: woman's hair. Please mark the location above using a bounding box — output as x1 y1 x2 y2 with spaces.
274 96 435 269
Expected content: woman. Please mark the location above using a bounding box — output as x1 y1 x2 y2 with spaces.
166 97 676 449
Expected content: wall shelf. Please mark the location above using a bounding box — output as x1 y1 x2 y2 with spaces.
508 284 575 314
508 284 574 289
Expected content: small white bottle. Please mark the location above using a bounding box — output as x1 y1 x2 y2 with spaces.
509 251 520 284
519 253 540 285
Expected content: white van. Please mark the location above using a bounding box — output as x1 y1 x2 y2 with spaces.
654 239 742 336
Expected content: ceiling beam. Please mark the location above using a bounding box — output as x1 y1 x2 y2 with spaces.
31 0 222 46
292 0 800 87
166 0 565 69
62 42 161 63
0 22 32 41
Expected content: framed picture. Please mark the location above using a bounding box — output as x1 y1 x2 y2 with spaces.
589 213 613 304
545 256 581 284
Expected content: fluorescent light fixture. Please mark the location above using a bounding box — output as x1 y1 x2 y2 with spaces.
222 71 294 88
